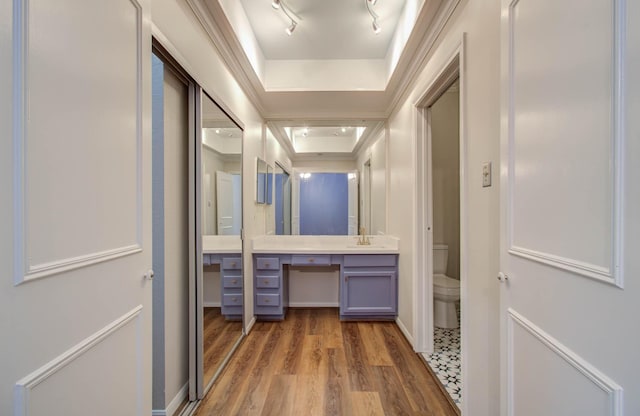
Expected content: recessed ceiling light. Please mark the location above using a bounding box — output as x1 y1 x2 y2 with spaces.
215 129 221 134
272 0 281 9
341 127 346 133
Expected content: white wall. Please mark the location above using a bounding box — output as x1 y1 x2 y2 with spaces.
431 88 460 279
386 0 501 414
203 267 221 306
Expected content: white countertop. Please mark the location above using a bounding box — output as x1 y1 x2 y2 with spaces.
203 235 242 254
251 235 399 254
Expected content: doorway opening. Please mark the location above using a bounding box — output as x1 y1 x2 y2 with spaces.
414 40 467 412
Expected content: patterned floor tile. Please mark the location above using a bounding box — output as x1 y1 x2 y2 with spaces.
425 307 461 409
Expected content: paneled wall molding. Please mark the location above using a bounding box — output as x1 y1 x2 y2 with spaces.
508 246 614 284
12 0 144 285
506 0 626 288
507 309 623 416
14 306 144 416
24 245 143 283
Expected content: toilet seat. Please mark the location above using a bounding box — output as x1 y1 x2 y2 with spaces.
433 273 460 297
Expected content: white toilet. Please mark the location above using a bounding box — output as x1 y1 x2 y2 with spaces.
433 244 460 329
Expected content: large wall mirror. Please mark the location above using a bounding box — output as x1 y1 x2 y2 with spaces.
266 122 386 237
199 91 243 394
274 163 291 235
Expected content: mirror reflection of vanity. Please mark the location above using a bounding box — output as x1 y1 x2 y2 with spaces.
200 92 243 391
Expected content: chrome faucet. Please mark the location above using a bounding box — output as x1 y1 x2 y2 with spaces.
357 227 371 245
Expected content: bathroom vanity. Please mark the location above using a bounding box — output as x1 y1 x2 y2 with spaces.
203 235 243 320
252 235 399 320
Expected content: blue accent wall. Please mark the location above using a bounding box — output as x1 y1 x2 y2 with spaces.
300 173 348 235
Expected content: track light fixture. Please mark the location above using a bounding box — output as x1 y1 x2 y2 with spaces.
365 0 381 34
286 20 297 35
272 0 301 36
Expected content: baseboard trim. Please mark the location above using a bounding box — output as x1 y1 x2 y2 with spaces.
245 315 257 334
395 316 414 348
203 301 221 308
152 382 188 416
288 302 339 307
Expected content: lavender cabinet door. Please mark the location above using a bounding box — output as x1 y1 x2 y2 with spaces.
341 270 397 315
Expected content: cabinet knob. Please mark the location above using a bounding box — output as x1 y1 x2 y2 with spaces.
231 262 237 267
233 297 238 303
265 263 270 267
265 298 270 303
231 279 237 284
263 279 269 284
308 258 314 263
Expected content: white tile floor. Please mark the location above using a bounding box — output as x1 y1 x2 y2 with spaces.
425 308 461 408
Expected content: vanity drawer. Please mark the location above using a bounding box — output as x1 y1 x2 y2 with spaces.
291 254 331 266
256 293 280 307
256 275 279 289
223 276 243 288
256 257 279 270
344 254 397 268
223 293 243 307
222 257 242 270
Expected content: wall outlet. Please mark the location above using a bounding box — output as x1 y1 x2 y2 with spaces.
482 162 492 187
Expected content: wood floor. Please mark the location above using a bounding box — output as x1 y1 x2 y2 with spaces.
203 307 244 385
194 308 458 416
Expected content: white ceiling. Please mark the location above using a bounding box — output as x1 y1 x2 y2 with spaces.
197 0 457 159
239 0 406 60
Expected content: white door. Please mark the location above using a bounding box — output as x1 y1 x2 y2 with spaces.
216 171 235 235
1 1 152 415
500 0 639 414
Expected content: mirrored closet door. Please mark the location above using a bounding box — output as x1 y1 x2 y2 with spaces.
196 91 244 396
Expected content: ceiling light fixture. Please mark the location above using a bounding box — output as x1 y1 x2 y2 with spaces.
286 20 297 36
272 0 301 36
365 0 381 34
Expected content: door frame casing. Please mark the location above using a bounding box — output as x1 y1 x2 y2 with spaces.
413 34 468 411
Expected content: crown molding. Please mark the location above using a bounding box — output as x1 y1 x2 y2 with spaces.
185 0 268 115
384 0 461 117
187 0 461 122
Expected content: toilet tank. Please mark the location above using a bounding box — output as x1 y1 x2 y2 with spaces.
433 244 449 274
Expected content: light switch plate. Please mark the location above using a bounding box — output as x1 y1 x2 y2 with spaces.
482 162 492 187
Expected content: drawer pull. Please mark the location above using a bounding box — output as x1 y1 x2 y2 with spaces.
232 297 238 303
265 298 270 303
263 279 269 285
231 279 238 284
231 262 237 267
308 258 314 263
265 263 270 267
